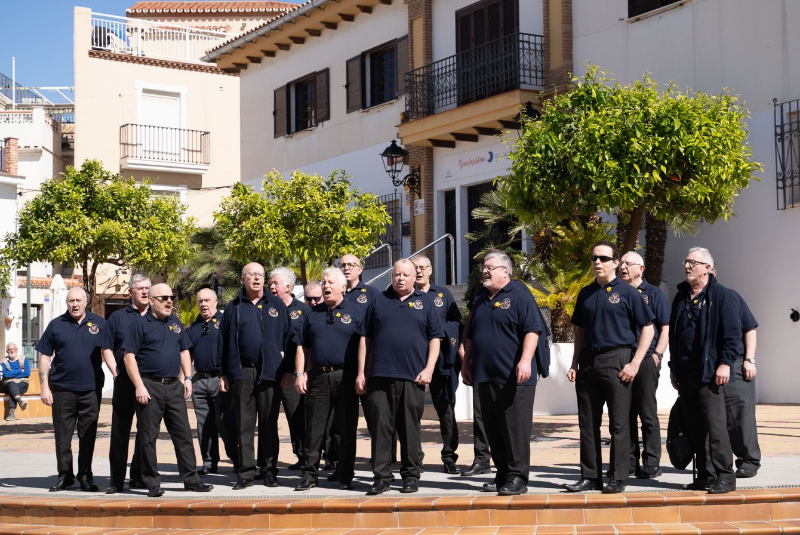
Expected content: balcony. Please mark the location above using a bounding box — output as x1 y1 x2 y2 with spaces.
91 13 229 65
120 124 210 174
400 32 544 147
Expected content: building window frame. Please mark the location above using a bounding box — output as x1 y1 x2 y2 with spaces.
274 69 330 138
346 36 408 113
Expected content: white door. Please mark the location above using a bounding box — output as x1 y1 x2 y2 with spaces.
140 90 181 160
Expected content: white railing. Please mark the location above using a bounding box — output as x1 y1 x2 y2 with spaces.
90 13 229 64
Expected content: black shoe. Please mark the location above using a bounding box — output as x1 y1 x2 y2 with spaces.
287 460 303 471
603 480 626 494
401 478 418 493
49 476 74 492
196 465 217 476
636 465 662 479
295 479 317 491
564 478 603 492
736 467 758 478
185 481 214 492
499 476 527 496
683 479 710 491
461 463 491 476
148 486 165 498
232 478 255 490
105 486 120 495
265 473 280 487
322 461 337 472
254 468 267 480
129 479 147 489
707 480 736 494
79 477 100 492
443 459 459 474
481 483 497 492
339 481 353 490
366 479 391 495
327 472 340 482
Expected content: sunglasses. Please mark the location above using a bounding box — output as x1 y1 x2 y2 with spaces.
305 295 323 303
152 295 176 302
202 323 210 333
591 255 615 263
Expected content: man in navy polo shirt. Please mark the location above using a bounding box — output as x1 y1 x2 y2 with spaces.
340 254 379 306
100 274 150 494
668 248 742 494
619 251 670 480
37 287 107 493
462 251 546 496
293 267 366 491
412 255 463 475
220 262 293 490
566 241 654 494
188 288 237 476
123 283 213 498
268 266 309 473
363 258 443 495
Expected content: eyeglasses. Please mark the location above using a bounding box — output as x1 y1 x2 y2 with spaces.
619 261 641 268
305 295 323 303
339 262 361 270
683 259 709 268
414 265 430 272
151 295 176 302
482 264 507 272
244 272 265 279
591 255 615 263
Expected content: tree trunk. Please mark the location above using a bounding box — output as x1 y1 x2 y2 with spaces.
300 258 307 286
644 212 667 287
621 203 646 254
550 305 574 343
87 260 98 313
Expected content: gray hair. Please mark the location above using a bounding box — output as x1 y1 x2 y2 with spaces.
321 267 347 287
412 255 431 267
270 267 296 289
129 274 151 290
66 286 88 301
688 247 715 269
484 251 513 277
305 280 323 293
393 258 415 275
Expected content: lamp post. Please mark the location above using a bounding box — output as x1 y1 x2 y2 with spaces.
380 140 421 198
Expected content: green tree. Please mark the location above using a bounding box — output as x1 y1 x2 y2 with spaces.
214 169 392 284
2 160 195 309
504 66 762 254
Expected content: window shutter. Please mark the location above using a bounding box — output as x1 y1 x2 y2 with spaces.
273 85 287 138
346 55 362 113
486 2 502 42
456 10 472 54
315 68 330 124
473 6 487 46
502 0 517 35
395 35 409 96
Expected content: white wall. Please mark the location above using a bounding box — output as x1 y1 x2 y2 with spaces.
573 0 800 402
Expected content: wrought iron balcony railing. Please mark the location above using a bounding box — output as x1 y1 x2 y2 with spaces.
775 98 800 210
120 124 210 165
405 32 544 121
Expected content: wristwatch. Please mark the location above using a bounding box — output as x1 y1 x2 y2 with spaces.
652 351 663 360
184 376 193 381
744 357 756 364
293 372 304 378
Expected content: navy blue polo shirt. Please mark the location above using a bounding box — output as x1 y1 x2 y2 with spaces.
468 280 544 385
98 304 146 379
572 276 655 350
122 312 192 377
36 311 107 391
673 285 708 360
286 297 311 338
426 284 463 324
633 280 671 357
237 293 271 366
345 281 380 307
300 298 365 368
366 287 444 381
188 310 223 374
729 290 758 332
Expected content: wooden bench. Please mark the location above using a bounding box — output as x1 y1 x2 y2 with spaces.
1 369 51 420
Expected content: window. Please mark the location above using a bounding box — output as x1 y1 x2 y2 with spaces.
346 36 408 113
456 0 517 54
628 0 681 18
274 69 330 137
364 193 402 270
775 99 800 209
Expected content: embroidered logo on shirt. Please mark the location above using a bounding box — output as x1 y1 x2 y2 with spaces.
268 307 279 317
609 293 620 304
450 337 457 347
170 323 181 333
290 310 300 320
357 294 367 303
499 298 511 309
87 322 99 335
434 295 444 307
341 314 352 324
642 294 650 304
214 321 220 329
413 300 424 310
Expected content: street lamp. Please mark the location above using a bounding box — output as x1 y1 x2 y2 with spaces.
380 140 421 197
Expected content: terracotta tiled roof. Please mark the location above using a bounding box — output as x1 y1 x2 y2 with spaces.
88 50 239 76
17 276 83 290
126 1 297 17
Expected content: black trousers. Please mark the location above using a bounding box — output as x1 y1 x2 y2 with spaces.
471 384 491 465
364 376 425 481
191 376 238 469
723 358 761 471
301 367 359 483
478 381 535 485
3 381 29 409
677 364 735 485
234 368 281 479
322 401 338 464
281 386 305 460
430 371 459 462
108 375 142 487
51 386 100 481
575 347 632 481
135 378 199 488
629 355 662 469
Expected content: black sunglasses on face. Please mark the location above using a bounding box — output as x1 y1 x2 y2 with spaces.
591 255 615 263
305 295 323 303
152 295 176 302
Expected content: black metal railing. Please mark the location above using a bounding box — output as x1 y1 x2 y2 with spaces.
0 139 7 173
405 32 544 121
775 98 800 210
0 71 46 105
120 124 210 165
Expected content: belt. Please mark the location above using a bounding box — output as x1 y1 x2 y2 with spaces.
195 371 219 378
140 374 179 384
590 345 631 353
314 365 345 372
242 362 258 368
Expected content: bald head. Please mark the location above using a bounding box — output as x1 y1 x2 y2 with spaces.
619 251 645 287
241 262 266 298
196 288 218 320
66 287 88 321
392 259 416 297
149 283 175 319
